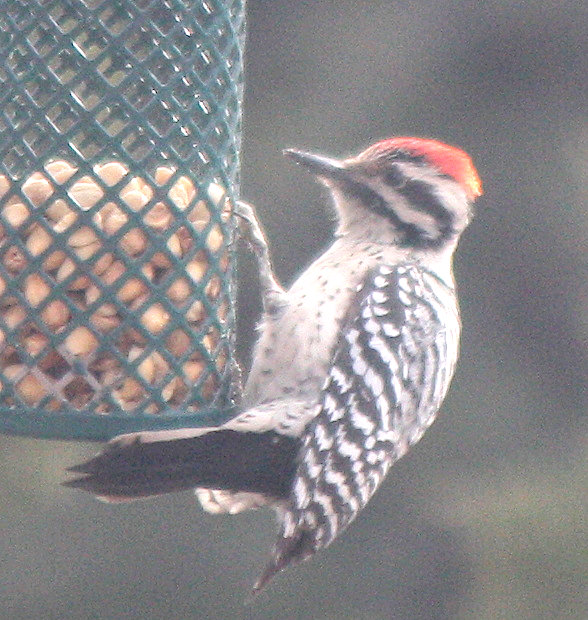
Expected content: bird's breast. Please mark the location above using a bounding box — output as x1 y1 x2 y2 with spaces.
243 241 407 407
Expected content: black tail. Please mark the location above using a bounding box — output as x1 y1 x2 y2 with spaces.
64 429 300 502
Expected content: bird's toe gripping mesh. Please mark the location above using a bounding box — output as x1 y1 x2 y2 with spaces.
0 0 246 440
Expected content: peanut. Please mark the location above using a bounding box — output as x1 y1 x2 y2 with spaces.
24 274 50 307
72 240 101 260
41 300 70 329
45 198 73 222
22 173 54 206
155 166 175 185
120 177 152 203
183 359 206 384
168 182 189 209
102 208 127 234
92 252 115 276
2 364 25 381
166 233 182 258
65 327 99 356
116 377 144 403
3 365 47 404
44 160 77 185
187 260 207 283
143 202 172 231
67 176 104 209
186 300 204 323
150 351 170 380
23 332 49 357
0 174 10 197
3 364 46 405
166 329 191 357
56 259 90 290
190 199 209 222
94 161 128 186
206 225 224 252
162 377 181 402
119 228 147 256
90 306 120 331
207 182 226 207
67 225 100 248
140 303 170 334
121 189 149 211
26 225 53 257
18 373 47 405
2 198 29 228
3 246 27 272
43 250 67 272
166 277 191 303
3 305 26 328
53 211 77 233
128 347 156 384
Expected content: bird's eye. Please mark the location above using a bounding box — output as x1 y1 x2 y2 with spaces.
383 166 405 188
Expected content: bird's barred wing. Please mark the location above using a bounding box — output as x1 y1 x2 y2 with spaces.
254 263 461 592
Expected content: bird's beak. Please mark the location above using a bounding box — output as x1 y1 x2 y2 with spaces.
283 148 347 181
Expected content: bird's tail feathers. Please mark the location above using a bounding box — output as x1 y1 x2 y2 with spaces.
64 427 300 503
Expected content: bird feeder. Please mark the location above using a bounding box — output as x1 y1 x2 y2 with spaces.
0 0 245 440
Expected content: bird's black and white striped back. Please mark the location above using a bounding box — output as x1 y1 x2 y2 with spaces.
254 262 460 591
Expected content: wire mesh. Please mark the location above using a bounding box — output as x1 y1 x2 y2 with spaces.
0 0 245 440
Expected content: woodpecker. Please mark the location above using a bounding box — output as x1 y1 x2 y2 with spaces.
65 137 482 595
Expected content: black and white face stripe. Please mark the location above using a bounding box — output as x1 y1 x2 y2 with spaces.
340 179 424 245
339 160 465 247
340 176 456 248
395 178 456 240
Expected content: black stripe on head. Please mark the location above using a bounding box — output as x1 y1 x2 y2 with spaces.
341 177 455 248
396 179 456 241
342 180 418 244
381 164 406 188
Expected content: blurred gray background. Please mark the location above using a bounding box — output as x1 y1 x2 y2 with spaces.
1 1 586 618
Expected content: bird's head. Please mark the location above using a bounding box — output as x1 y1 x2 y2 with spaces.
284 137 482 248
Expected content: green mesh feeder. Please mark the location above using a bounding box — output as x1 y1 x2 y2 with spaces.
0 0 245 441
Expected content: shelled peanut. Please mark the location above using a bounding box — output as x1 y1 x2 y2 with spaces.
0 161 231 409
